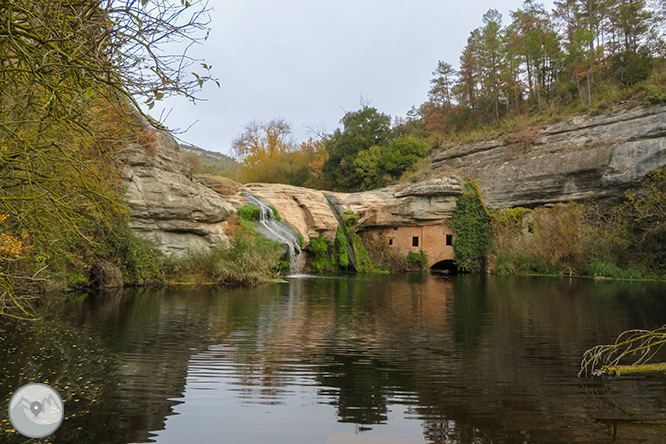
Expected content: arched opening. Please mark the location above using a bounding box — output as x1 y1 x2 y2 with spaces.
430 259 461 274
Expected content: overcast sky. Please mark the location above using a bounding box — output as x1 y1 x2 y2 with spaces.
152 0 554 156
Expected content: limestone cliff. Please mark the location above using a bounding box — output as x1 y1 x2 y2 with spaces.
123 105 666 255
120 123 463 255
431 105 666 208
231 178 463 245
121 124 235 255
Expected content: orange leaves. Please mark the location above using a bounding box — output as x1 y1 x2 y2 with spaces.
0 214 25 261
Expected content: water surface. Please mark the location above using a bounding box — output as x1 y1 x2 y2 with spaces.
2 274 666 443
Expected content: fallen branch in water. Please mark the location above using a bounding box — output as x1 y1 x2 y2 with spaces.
593 363 666 376
579 325 666 377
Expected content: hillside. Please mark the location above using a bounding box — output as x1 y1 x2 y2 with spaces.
179 142 239 175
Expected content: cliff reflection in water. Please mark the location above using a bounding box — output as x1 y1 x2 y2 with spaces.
3 275 666 443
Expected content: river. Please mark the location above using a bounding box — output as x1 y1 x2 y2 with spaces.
2 274 666 443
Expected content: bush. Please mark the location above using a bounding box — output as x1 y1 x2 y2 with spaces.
490 169 666 280
237 204 261 221
405 250 428 271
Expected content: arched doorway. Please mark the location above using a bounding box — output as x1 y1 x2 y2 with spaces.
430 259 461 274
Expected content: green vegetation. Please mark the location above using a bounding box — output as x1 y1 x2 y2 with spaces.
350 232 375 273
237 204 262 221
335 226 350 269
232 107 432 192
305 210 384 273
0 0 216 316
269 205 282 221
171 232 282 286
492 168 666 279
405 251 428 271
448 180 493 272
307 235 334 273
321 107 429 191
412 1 666 136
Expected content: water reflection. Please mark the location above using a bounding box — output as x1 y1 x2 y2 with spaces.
1 275 666 443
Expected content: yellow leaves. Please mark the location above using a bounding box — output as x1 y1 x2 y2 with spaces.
0 233 23 258
0 214 25 260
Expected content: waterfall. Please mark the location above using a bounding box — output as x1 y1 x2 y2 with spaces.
243 193 303 273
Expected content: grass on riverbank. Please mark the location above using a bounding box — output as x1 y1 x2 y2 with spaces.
168 231 282 287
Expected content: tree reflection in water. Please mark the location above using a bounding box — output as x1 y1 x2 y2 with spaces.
2 275 666 443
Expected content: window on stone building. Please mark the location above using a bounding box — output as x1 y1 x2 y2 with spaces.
412 236 419 247
388 239 393 246
446 234 453 246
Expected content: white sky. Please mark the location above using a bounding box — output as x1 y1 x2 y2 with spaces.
152 0 555 155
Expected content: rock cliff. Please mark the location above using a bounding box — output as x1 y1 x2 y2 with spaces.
431 105 666 208
121 124 236 255
123 105 666 255
231 178 463 245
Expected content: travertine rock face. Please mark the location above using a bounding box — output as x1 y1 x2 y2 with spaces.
122 106 666 254
231 178 464 244
431 105 666 208
229 183 344 244
343 178 462 228
121 124 463 254
121 124 235 255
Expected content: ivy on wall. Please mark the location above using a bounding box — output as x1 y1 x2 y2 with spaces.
448 179 492 272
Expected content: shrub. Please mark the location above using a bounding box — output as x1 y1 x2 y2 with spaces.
405 250 428 271
237 204 261 221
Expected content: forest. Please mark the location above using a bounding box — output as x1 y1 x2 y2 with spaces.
231 0 666 192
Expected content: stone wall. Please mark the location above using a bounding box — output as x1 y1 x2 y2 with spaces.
369 224 455 268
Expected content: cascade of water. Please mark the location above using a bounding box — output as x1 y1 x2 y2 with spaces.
244 194 303 273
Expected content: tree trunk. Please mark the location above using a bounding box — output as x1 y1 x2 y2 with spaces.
575 69 585 105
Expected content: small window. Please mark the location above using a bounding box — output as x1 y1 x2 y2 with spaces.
393 227 398 231
412 236 419 247
388 239 393 246
446 234 453 246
